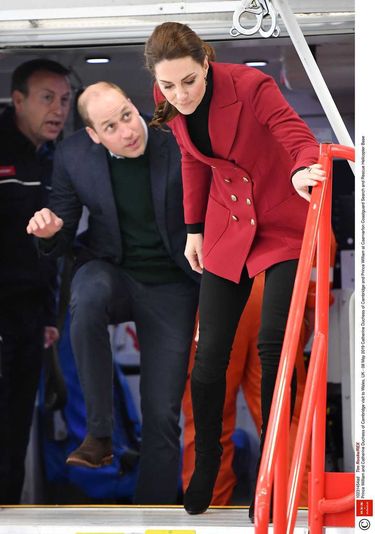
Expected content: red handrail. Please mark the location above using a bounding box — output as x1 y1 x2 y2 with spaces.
254 144 355 534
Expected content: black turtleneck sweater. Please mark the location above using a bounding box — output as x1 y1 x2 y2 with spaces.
186 66 214 158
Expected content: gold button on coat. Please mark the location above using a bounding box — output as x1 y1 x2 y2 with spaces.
250 218 256 225
231 194 238 202
224 178 232 183
232 215 239 221
242 176 249 183
246 198 252 205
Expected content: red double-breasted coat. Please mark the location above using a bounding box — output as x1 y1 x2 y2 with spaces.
155 62 319 283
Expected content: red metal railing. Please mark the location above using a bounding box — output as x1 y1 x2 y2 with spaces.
254 143 355 533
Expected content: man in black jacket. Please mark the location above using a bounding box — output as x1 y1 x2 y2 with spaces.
0 58 71 503
27 82 199 504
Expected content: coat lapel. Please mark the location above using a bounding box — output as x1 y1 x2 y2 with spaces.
209 62 243 160
88 142 122 254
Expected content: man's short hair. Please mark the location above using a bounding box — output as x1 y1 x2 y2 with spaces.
78 82 127 129
11 59 70 95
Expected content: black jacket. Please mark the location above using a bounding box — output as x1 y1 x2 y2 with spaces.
0 107 57 325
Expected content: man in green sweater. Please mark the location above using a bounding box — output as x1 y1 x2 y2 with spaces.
27 82 199 504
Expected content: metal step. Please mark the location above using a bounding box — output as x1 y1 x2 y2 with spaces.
0 506 354 533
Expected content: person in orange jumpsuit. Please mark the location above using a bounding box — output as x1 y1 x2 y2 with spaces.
182 234 336 507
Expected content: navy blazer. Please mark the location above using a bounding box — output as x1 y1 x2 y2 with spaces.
42 124 199 283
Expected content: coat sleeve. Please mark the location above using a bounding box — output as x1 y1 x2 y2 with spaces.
248 72 319 174
153 82 212 225
38 143 83 258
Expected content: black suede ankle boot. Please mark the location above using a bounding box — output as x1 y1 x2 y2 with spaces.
183 376 226 515
184 450 222 514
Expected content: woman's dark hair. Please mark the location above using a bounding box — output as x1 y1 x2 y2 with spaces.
11 58 70 95
145 22 215 127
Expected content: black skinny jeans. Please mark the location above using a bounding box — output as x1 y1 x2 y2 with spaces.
192 259 298 435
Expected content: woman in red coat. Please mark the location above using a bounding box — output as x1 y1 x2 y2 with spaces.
145 21 326 519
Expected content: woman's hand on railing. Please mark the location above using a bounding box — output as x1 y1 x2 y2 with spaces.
292 164 326 202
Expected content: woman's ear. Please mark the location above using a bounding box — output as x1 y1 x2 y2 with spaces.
204 56 209 73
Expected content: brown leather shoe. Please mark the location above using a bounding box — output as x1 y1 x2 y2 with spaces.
66 434 113 468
